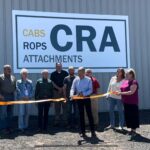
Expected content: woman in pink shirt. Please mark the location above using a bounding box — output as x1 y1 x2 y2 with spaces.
118 69 139 136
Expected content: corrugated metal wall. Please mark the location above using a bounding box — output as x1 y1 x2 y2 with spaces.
0 0 150 114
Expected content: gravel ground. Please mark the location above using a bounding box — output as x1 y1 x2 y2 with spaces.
0 110 150 150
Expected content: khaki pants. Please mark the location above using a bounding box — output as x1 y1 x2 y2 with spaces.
53 90 67 124
85 99 99 126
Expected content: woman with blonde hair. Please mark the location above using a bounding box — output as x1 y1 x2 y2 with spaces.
118 68 139 137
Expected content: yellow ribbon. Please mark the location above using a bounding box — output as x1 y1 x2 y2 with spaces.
0 98 66 106
72 91 117 100
0 91 117 105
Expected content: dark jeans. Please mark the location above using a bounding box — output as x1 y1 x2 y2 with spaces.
38 102 50 130
66 100 79 126
77 98 95 134
0 94 14 129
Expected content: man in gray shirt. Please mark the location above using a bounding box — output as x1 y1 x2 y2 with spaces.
63 66 78 128
0 65 16 134
70 67 96 138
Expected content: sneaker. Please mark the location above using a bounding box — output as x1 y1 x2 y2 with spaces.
129 131 137 141
118 126 124 130
104 125 115 131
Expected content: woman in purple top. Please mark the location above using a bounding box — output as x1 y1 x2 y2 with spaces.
117 69 139 136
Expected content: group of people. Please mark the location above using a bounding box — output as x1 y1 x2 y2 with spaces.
0 63 139 138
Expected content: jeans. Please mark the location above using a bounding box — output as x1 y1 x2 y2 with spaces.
66 100 79 126
18 115 29 130
0 94 14 129
18 104 30 129
108 97 124 128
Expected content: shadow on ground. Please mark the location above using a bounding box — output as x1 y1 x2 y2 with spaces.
0 109 150 144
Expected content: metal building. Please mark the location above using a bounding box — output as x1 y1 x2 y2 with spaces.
0 0 150 114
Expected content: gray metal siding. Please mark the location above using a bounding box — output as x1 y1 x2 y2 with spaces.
0 0 150 113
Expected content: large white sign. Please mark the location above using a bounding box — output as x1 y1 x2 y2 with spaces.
12 10 130 73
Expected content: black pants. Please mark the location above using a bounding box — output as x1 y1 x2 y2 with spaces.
124 103 139 130
38 102 50 130
77 98 95 134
